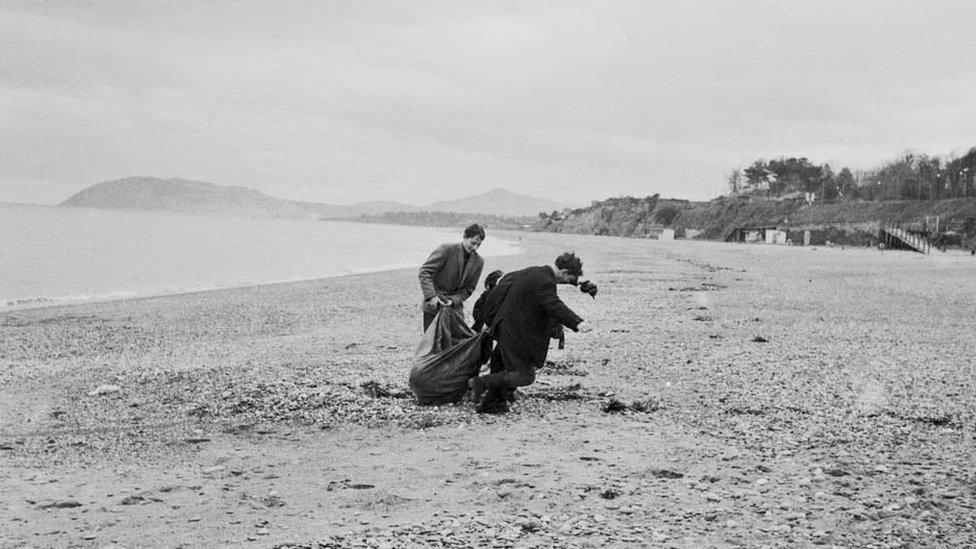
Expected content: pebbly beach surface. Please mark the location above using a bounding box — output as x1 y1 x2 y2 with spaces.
1 231 975 548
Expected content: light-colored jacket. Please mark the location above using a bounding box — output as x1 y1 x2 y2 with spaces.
418 242 484 311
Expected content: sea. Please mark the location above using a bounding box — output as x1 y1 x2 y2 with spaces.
0 203 521 311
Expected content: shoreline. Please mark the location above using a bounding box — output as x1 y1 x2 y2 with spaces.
1 260 483 315
0 229 527 315
0 204 520 314
5 232 972 315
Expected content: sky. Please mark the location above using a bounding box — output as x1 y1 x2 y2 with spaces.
3 1 976 206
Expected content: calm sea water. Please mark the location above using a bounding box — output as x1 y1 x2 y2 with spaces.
0 203 520 310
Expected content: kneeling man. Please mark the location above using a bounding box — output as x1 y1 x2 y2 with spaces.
470 252 591 412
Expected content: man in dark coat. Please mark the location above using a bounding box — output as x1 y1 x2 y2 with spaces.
418 223 486 330
470 269 504 332
469 252 591 413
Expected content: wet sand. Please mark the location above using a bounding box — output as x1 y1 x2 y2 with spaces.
2 232 974 548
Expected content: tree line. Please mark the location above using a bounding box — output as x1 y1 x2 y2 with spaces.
348 210 534 230
727 146 976 202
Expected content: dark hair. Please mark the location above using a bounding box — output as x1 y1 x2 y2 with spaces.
463 223 486 240
554 252 583 277
484 270 503 289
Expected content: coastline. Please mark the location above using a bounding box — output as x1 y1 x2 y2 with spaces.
0 214 520 313
2 231 975 548
0 254 515 314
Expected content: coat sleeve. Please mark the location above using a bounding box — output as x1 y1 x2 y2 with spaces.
535 277 583 331
418 244 449 301
445 255 483 305
470 290 488 330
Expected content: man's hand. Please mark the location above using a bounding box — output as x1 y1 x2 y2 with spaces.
428 296 453 308
577 321 593 334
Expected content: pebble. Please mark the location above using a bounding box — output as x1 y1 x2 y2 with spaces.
87 384 121 396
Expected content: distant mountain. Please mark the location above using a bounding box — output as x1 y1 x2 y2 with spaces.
60 178 569 220
425 187 577 217
295 199 419 219
60 177 418 219
61 177 316 218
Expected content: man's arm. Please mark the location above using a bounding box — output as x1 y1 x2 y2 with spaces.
418 244 449 301
536 278 583 331
470 291 488 330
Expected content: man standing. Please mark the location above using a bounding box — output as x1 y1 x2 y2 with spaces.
418 223 486 331
469 252 591 413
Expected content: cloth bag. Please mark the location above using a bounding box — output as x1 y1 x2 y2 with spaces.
409 308 488 405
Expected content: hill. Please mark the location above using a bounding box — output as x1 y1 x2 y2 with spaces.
349 210 535 231
59 178 557 219
296 200 419 219
537 194 701 236
60 177 418 219
425 187 577 217
61 177 316 218
673 196 976 242
533 193 976 247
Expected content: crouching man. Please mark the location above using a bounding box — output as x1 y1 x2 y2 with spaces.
469 252 592 413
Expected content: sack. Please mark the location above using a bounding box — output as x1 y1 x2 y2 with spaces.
409 308 489 405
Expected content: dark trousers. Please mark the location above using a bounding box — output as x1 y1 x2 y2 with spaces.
480 325 536 392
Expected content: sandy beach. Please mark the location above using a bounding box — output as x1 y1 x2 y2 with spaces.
2 232 974 548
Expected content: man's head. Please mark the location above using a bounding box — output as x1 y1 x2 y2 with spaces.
462 223 485 253
484 269 503 289
554 252 583 284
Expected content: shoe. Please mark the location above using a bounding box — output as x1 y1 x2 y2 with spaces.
477 395 510 414
476 387 509 414
468 377 487 407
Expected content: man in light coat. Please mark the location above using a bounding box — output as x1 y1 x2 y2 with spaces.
418 223 486 330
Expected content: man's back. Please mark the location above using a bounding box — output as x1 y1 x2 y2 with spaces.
488 266 581 342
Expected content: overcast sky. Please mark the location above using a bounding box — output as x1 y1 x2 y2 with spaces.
3 1 976 206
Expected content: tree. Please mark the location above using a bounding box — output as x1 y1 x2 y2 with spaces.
653 205 682 226
820 164 836 200
834 167 856 199
726 169 743 195
743 160 771 194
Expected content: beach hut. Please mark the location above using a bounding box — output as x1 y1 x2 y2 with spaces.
727 226 779 243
